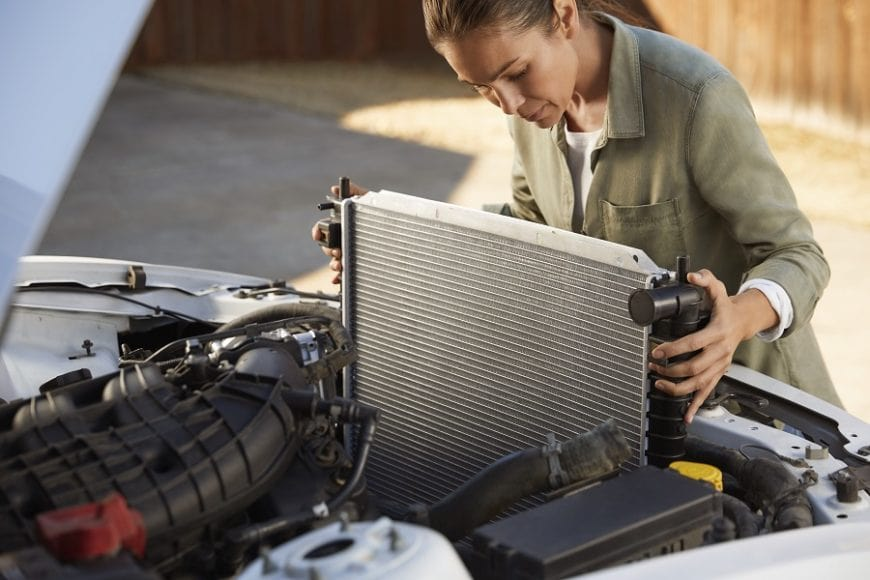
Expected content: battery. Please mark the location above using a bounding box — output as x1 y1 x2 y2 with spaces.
465 466 721 580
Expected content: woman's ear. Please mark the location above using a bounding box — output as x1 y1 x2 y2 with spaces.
552 0 579 38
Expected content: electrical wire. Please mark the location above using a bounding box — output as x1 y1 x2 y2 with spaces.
142 315 336 363
16 284 340 324
236 287 340 302
739 443 811 468
16 285 210 324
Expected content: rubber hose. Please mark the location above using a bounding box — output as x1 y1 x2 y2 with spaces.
684 436 747 474
216 303 356 381
721 493 759 538
427 418 631 541
217 302 339 329
223 399 379 566
685 436 812 531
740 457 813 530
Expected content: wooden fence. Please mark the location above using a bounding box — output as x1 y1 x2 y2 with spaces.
127 0 869 143
126 0 431 64
645 0 869 143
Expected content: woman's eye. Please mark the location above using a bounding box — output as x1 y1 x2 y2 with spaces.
508 67 528 82
470 84 490 94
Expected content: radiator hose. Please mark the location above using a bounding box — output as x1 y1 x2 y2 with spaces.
721 493 760 538
685 436 813 531
422 418 632 541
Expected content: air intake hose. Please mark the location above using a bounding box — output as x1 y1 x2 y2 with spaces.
425 418 631 541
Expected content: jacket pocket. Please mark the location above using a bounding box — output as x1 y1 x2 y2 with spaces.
599 198 687 269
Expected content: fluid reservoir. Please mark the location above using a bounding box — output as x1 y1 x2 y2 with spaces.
236 516 471 579
670 460 724 491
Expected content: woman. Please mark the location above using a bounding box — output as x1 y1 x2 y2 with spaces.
314 0 840 423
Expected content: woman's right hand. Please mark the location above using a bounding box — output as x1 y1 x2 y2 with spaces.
310 180 369 284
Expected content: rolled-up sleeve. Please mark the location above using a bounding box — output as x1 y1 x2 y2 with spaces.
687 72 829 337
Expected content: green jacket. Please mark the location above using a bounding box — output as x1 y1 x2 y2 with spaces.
490 13 840 405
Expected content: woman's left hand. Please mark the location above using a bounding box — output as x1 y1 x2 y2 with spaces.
646 269 777 424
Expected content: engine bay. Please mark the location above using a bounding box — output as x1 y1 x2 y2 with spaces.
1 256 870 579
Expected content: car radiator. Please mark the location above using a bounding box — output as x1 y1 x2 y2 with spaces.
342 191 663 508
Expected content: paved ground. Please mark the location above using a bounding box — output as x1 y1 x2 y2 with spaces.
41 73 870 422
40 75 468 280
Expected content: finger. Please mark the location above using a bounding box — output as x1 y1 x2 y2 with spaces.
331 182 369 197
649 344 722 379
311 223 322 241
686 368 724 422
331 272 341 285
688 269 728 301
653 378 707 422
650 331 709 362
685 389 708 424
651 377 694 398
330 258 342 273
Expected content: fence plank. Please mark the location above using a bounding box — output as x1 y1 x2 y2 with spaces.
124 0 868 141
646 0 868 142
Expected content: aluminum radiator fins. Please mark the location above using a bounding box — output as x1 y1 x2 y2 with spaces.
342 191 663 508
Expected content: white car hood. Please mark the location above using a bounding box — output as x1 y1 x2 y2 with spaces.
0 0 152 328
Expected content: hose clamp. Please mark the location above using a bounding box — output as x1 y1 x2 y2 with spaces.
542 432 566 489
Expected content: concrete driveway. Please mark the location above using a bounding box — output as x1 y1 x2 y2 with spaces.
40 75 470 280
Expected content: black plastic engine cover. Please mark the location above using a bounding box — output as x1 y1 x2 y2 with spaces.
466 466 722 580
0 363 303 563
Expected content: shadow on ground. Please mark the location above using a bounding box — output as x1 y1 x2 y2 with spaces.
39 75 472 279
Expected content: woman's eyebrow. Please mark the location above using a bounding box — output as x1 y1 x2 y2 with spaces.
458 57 520 85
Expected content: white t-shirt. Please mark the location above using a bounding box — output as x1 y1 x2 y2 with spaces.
565 127 603 227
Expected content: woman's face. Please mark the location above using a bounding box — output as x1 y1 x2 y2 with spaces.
438 23 579 129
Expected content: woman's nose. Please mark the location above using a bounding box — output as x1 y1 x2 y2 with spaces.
493 86 524 116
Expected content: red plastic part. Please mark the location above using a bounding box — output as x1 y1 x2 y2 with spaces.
36 492 146 561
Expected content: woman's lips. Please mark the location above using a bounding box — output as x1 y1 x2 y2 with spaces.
524 105 545 123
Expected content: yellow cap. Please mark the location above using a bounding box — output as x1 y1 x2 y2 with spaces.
669 460 723 491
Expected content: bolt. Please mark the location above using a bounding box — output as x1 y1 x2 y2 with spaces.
389 526 404 552
259 547 277 574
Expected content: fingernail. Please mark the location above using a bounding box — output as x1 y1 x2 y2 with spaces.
651 349 662 358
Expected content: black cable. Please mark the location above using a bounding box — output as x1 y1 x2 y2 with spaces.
143 315 336 363
16 285 209 324
739 443 811 468
237 287 340 302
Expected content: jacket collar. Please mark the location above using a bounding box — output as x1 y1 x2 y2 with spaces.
550 12 645 143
